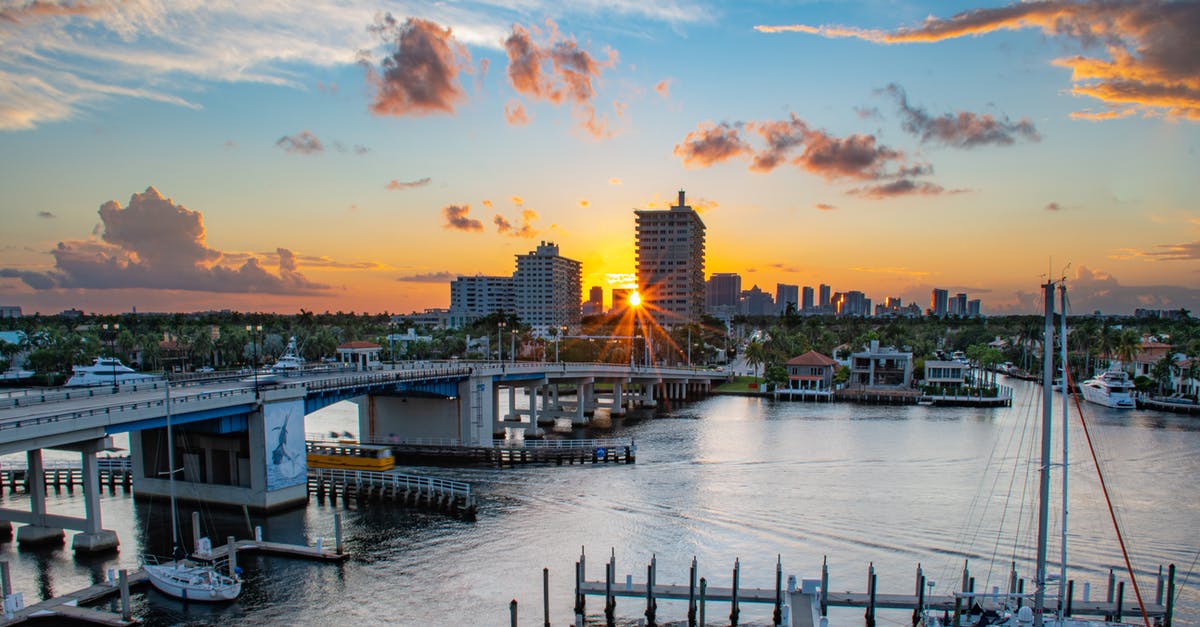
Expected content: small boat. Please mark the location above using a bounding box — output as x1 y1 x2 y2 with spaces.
144 384 242 602
65 357 159 387
270 337 305 373
1079 370 1135 409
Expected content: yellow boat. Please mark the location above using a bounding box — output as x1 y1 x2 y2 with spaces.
306 441 395 471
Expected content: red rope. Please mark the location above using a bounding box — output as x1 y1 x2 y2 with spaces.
1067 369 1151 627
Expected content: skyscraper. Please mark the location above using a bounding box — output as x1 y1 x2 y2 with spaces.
513 241 582 335
582 285 604 316
818 284 831 310
931 288 949 318
775 283 799 314
706 273 741 308
636 190 707 325
801 286 814 312
450 275 514 323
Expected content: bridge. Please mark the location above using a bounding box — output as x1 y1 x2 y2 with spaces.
0 361 727 553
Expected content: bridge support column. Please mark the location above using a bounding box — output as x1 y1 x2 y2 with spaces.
72 444 119 553
611 383 625 416
507 386 517 421
573 383 588 426
16 450 63 547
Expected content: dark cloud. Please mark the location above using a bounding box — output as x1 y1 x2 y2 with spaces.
0 186 328 294
386 177 432 190
815 203 837 211
363 16 469 116
503 21 618 138
276 131 323 154
494 209 540 238
759 2 1200 121
882 84 1040 147
847 179 949 199
37 211 55 218
0 1 106 24
1069 266 1200 314
396 271 455 283
674 122 750 168
1045 202 1063 211
443 204 482 232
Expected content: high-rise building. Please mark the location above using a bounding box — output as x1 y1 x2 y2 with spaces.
931 288 949 318
951 293 968 318
513 241 582 335
740 285 774 316
636 190 707 325
611 288 632 313
833 290 869 317
583 286 604 316
450 275 514 324
706 273 741 308
967 299 982 318
801 286 814 313
775 283 799 314
818 284 831 310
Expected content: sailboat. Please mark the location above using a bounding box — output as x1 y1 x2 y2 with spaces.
922 281 1160 627
144 383 243 602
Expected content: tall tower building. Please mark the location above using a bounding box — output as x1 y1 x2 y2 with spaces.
776 283 799 314
818 284 831 310
450 275 514 323
513 241 582 335
635 190 707 325
706 273 741 308
801 286 814 312
931 288 949 318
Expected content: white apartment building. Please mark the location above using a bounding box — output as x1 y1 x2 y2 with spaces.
635 190 706 325
514 241 581 336
449 275 514 326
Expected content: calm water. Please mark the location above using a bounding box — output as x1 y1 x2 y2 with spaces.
3 376 1198 626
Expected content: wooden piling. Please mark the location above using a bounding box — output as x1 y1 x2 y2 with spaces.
866 562 877 627
335 512 343 555
699 577 707 627
543 567 551 627
118 569 130 621
1066 580 1074 616
228 536 238 577
1 559 11 598
773 555 783 627
1165 563 1175 627
730 557 740 627
191 511 201 554
1114 580 1124 622
509 598 518 627
688 556 697 627
645 555 657 627
820 556 829 617
1106 568 1115 604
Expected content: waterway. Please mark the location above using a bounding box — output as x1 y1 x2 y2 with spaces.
2 375 1197 626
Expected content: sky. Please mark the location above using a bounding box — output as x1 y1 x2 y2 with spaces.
0 0 1198 317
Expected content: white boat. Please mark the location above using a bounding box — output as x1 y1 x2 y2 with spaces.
65 357 159 387
270 337 305 372
921 282 1162 627
144 384 242 602
1079 370 1135 409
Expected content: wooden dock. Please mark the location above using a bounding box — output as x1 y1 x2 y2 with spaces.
1139 396 1200 415
834 388 922 405
0 457 133 495
0 536 347 626
308 467 477 521
389 440 636 467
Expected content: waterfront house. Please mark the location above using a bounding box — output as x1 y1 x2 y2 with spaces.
337 341 383 371
777 350 838 400
924 360 969 391
849 340 913 389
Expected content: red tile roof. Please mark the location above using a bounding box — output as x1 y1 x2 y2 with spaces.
786 350 838 367
337 341 381 350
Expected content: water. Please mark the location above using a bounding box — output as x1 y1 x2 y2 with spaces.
2 376 1197 626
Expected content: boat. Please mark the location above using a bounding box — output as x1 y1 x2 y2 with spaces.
306 441 395 471
65 356 159 387
921 282 1161 627
1079 370 1135 409
144 383 242 602
270 337 305 373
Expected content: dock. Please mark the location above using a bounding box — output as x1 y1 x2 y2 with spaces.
0 456 133 494
1139 396 1200 415
561 550 1177 627
326 436 637 467
0 533 347 626
833 388 921 405
308 467 477 520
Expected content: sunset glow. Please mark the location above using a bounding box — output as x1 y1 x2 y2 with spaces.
0 1 1196 315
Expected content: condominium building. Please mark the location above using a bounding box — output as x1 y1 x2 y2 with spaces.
449 275 514 323
801 286 814 313
514 241 582 335
635 190 706 325
776 283 799 314
706 273 741 309
931 288 949 318
818 284 831 310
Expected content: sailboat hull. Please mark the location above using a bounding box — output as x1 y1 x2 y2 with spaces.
145 562 241 601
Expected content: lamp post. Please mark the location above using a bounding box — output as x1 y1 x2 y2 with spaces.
686 326 692 367
510 330 518 363
102 323 119 390
555 326 567 363
388 322 396 369
246 324 262 398
497 321 506 362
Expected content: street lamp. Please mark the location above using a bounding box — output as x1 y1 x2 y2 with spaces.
246 324 262 398
497 321 506 362
101 323 119 390
510 330 518 363
555 325 567 363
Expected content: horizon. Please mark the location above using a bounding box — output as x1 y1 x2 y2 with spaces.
1 1 1197 317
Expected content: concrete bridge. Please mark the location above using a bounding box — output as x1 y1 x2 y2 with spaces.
0 361 727 553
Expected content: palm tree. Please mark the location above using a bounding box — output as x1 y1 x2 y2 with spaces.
744 339 766 385
1097 325 1116 369
1114 329 1141 377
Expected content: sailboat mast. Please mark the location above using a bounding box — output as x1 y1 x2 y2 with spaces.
1035 281 1055 622
165 383 179 552
1058 283 1069 620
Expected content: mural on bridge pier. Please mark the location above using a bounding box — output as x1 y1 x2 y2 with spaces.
264 399 307 490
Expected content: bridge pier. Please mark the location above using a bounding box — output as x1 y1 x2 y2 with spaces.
15 450 64 547
71 442 119 553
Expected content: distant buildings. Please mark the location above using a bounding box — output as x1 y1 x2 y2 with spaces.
448 241 581 335
0 306 21 319
611 288 633 314
931 289 949 318
801 286 814 312
775 283 799 314
450 275 513 322
740 285 774 316
930 288 982 318
636 190 706 326
582 286 604 316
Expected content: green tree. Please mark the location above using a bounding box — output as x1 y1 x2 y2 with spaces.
1150 355 1173 396
1114 329 1140 376
744 339 766 383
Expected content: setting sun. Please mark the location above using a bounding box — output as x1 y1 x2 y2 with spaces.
629 291 641 307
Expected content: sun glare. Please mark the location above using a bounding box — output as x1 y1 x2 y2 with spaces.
629 291 641 307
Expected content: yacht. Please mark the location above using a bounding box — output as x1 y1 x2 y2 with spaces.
270 336 305 373
1079 370 1135 409
65 357 159 387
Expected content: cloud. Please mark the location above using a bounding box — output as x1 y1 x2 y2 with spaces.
847 180 950 199
0 186 328 294
0 1 107 23
362 15 469 117
881 83 1040 147
511 195 524 206
386 177 432 190
758 2 1200 121
690 197 719 214
37 210 55 218
815 203 837 211
505 101 529 125
1115 240 1200 262
494 209 540 238
396 271 455 283
481 199 494 209
767 263 800 273
608 177 622 186
443 204 482 231
654 79 671 99
850 266 931 278
292 254 382 270
503 21 619 138
674 121 750 168
1045 202 1063 211
275 131 323 154
578 199 590 208
1068 266 1200 314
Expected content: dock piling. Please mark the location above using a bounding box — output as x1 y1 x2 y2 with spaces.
773 555 782 627
544 567 551 627
509 598 518 627
228 535 238 576
1066 580 1074 617
645 555 657 627
688 557 697 627
1114 581 1124 622
699 577 706 627
118 569 130 621
335 512 343 555
191 511 201 553
1165 563 1175 627
1156 565 1164 605
0 560 10 599
730 557 740 627
866 562 876 627
1106 568 1115 604
820 556 829 617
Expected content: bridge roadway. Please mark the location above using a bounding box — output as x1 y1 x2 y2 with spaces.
0 361 728 456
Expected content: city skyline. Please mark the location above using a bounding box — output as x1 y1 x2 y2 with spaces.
1 1 1198 316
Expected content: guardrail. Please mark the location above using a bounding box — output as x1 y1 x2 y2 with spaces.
0 387 257 433
306 434 633 450
0 456 132 471
309 467 471 502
